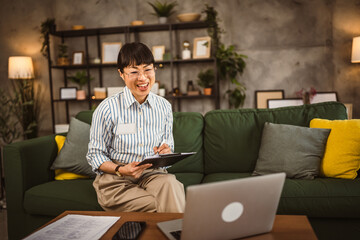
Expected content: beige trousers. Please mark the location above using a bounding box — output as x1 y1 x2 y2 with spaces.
93 169 185 213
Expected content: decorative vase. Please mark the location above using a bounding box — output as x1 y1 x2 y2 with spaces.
76 90 86 100
303 92 310 104
158 17 168 24
204 88 212 96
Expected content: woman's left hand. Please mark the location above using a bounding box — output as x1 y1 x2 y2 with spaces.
153 143 171 154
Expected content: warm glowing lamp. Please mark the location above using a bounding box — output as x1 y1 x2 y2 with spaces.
351 37 360 63
8 56 34 79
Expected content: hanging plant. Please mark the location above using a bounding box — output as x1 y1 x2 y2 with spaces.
202 5 247 108
40 18 55 57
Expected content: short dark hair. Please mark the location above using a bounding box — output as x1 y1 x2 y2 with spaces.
117 42 155 73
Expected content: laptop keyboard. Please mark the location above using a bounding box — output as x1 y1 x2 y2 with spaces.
170 230 182 240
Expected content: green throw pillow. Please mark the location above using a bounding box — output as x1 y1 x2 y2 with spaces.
51 117 95 178
253 122 331 180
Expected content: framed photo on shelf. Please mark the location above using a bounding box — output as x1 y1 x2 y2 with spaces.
152 46 165 61
72 51 84 65
151 81 160 94
102 42 122 64
193 36 211 59
267 98 303 109
311 91 338 104
255 90 285 109
59 87 77 100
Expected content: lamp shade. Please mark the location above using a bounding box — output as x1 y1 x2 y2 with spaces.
351 37 360 63
8 56 34 79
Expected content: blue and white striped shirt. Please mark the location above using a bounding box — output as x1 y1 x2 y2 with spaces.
86 86 174 174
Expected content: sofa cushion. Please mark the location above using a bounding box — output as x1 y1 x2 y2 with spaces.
279 177 360 218
204 102 347 174
51 118 95 178
54 135 90 180
253 122 330 179
310 118 360 179
173 173 204 190
203 173 360 218
168 112 204 173
24 179 102 216
202 173 252 183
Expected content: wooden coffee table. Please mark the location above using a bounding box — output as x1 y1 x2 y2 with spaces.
39 211 317 240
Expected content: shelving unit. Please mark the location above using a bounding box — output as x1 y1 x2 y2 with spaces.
46 21 219 133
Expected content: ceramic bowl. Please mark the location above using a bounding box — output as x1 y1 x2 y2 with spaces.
177 13 201 22
131 20 145 26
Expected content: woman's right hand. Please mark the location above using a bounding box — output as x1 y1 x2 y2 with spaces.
119 162 152 179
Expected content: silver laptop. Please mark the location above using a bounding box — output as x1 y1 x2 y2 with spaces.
157 173 286 240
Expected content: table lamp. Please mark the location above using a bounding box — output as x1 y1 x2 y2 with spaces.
8 56 34 79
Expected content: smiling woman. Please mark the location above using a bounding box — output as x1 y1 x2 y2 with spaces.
86 42 186 214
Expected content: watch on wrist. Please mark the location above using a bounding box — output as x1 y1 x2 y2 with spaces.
115 165 122 177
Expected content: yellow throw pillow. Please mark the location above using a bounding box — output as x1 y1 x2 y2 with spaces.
54 135 89 180
310 119 360 179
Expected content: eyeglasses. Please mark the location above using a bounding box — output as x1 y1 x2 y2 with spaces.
124 67 156 80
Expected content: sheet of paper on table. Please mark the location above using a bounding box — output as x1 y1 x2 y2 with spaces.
24 214 120 240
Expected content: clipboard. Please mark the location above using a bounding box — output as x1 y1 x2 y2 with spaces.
137 152 196 168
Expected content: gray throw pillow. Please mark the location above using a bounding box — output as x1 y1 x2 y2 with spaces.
253 122 331 180
51 117 95 177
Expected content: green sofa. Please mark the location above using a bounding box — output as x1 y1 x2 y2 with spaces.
4 102 360 239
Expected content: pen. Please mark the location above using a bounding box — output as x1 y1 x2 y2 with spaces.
156 142 164 154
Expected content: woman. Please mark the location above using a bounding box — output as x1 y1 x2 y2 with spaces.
87 42 185 213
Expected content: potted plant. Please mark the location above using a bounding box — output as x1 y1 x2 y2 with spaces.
68 71 93 100
203 5 247 108
197 69 214 95
148 0 177 24
57 43 69 66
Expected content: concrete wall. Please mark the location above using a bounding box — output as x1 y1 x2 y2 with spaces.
0 0 359 135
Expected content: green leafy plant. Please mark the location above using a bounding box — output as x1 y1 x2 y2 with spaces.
197 69 214 88
0 89 21 145
68 71 93 90
148 0 177 17
58 43 68 58
203 5 247 108
40 18 55 57
11 80 42 139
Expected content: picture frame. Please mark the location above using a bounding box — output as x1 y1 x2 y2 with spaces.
193 36 211 59
311 91 338 104
59 87 77 100
267 98 303 109
152 46 165 61
102 42 122 64
72 51 84 65
107 87 124 97
255 90 285 109
151 81 160 94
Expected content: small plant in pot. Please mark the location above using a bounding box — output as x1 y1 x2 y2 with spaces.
197 69 214 95
67 71 93 100
57 43 69 66
148 0 177 24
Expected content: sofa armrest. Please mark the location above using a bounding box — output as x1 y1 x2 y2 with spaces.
3 135 57 239
4 135 57 191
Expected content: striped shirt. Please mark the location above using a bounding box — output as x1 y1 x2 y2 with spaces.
86 86 174 174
